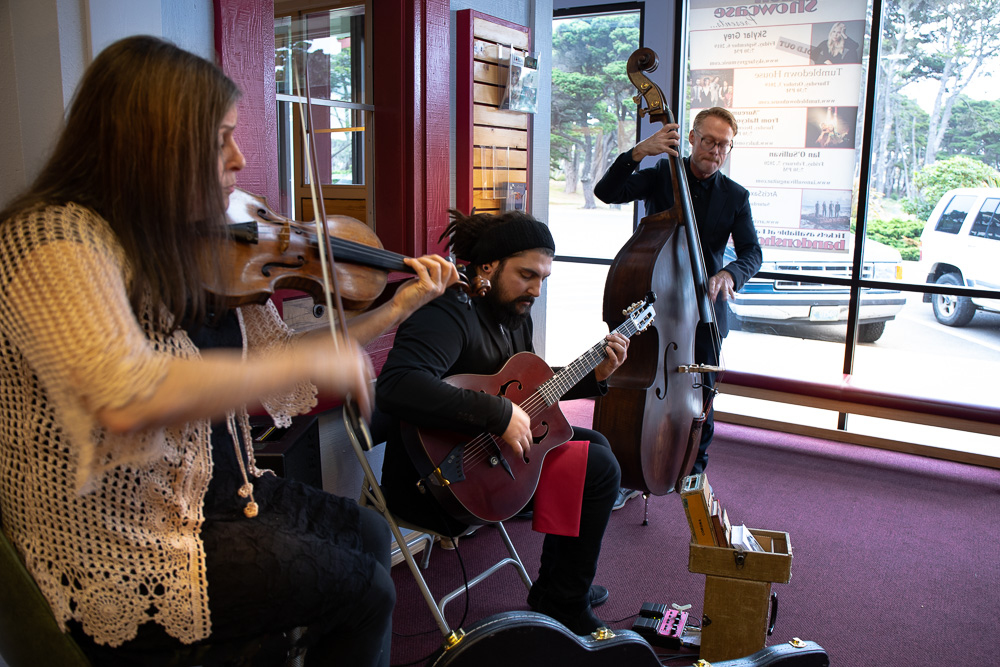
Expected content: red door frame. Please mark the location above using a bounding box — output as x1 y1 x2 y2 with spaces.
214 0 450 259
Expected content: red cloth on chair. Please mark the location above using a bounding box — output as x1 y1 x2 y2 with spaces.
531 441 589 537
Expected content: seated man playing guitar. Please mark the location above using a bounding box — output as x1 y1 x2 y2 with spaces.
375 209 628 635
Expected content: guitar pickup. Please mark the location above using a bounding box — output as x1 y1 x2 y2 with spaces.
488 451 515 480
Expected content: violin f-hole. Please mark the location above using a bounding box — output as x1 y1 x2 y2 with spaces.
262 255 306 277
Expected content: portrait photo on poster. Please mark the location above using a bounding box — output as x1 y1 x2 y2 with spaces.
810 20 864 65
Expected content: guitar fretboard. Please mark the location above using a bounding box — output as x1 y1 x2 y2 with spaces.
537 315 644 406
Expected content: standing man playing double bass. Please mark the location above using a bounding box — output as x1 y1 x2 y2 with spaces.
595 107 762 484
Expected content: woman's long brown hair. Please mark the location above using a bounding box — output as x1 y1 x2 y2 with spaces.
0 36 241 328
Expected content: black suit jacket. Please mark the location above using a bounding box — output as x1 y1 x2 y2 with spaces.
594 152 762 338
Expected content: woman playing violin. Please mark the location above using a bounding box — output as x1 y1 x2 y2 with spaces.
0 36 456 666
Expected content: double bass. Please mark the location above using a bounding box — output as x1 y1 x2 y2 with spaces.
593 48 723 496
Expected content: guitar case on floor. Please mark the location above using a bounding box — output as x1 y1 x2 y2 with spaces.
425 611 829 667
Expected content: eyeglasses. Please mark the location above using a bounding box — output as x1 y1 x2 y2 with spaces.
693 129 734 155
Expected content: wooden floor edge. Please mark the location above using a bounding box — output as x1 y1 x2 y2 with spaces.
716 412 1000 470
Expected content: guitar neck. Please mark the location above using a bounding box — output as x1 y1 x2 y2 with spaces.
539 317 642 406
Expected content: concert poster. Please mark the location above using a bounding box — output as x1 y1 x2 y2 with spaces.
684 0 869 253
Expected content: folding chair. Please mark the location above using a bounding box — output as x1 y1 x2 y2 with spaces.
343 407 532 645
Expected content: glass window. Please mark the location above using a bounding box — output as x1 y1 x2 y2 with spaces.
672 0 1000 460
545 9 641 366
969 198 1000 239
934 195 975 234
274 5 372 221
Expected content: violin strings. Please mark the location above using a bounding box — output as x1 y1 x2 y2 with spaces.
261 220 411 269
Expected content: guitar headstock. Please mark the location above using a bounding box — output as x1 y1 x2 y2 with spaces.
623 291 656 333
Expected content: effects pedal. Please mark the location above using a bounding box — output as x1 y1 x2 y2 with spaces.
631 602 689 649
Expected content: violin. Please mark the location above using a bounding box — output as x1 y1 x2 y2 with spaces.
210 187 483 312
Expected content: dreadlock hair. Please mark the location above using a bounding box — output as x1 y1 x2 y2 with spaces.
440 209 555 267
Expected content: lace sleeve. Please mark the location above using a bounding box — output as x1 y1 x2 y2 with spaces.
0 205 172 492
238 301 318 427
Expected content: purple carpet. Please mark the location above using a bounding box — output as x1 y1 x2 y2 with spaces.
389 399 1000 666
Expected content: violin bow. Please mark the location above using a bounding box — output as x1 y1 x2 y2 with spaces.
291 39 374 439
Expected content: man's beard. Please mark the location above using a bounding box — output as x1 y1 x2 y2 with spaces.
484 286 533 329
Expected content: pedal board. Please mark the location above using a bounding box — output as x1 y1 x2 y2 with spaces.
631 602 688 649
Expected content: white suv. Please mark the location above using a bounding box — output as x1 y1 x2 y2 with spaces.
920 188 1000 327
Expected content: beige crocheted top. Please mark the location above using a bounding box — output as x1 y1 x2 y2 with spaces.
0 203 317 646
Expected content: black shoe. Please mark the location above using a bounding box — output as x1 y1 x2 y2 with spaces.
527 583 609 610
588 584 609 607
533 600 605 635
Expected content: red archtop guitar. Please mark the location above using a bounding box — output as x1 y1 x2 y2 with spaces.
402 293 656 524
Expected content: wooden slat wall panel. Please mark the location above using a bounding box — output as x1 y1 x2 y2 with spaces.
458 11 532 215
301 198 368 223
474 106 528 130
473 83 502 107
473 169 527 188
473 126 528 149
474 17 530 49
473 61 502 85
472 148 528 168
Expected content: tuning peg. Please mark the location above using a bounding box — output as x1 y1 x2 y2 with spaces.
632 93 643 105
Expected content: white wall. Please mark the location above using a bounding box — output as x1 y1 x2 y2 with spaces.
0 0 213 209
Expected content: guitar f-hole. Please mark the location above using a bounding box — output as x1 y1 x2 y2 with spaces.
497 379 522 397
532 421 549 445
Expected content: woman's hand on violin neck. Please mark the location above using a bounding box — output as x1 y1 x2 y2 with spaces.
343 254 461 346
631 123 681 161
396 255 461 314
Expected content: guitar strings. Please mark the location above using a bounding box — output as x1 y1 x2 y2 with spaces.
458 317 642 473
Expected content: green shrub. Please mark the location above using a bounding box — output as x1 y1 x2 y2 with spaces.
904 156 1000 222
866 216 924 261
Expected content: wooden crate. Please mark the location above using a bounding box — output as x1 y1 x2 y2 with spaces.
688 529 792 661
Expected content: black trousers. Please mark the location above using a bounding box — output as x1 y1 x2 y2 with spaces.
384 426 620 611
72 506 395 667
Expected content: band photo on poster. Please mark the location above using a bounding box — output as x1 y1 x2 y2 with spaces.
690 69 734 108
800 188 853 231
